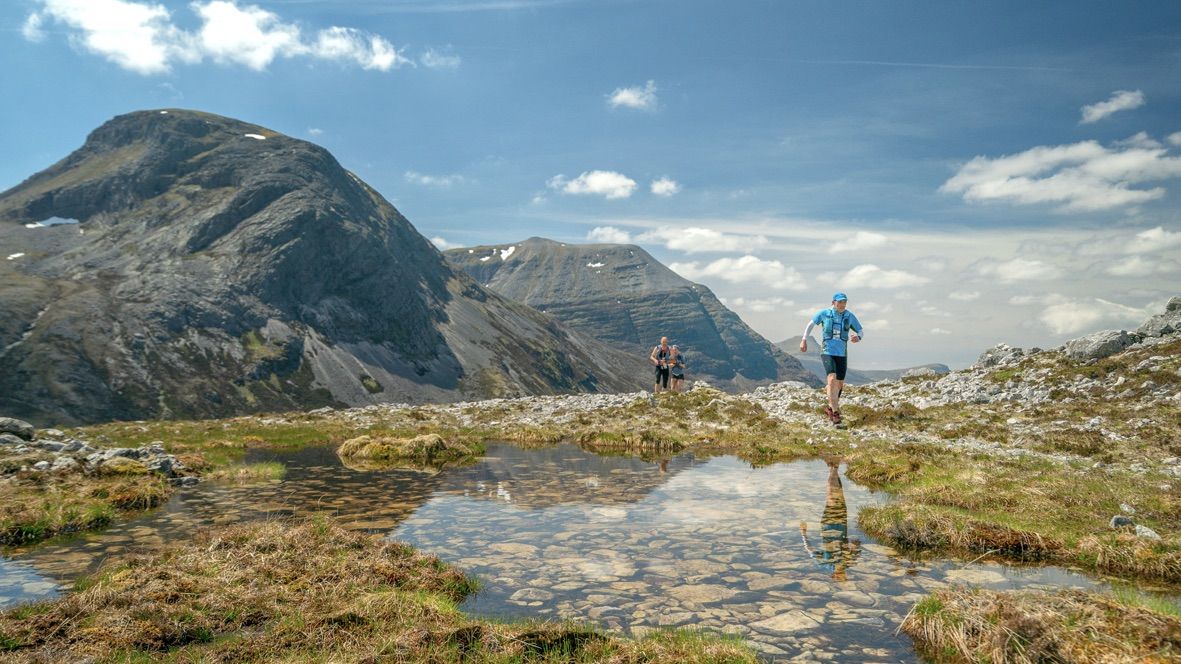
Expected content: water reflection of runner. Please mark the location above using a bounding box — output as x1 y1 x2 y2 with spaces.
800 458 861 581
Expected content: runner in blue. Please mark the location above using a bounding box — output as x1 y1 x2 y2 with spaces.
800 292 863 425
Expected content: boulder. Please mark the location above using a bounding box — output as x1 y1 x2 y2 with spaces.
1064 330 1131 362
0 433 25 446
902 367 938 379
1136 296 1181 338
974 344 1023 369
0 417 35 441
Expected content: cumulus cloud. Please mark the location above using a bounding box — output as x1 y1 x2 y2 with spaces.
1170 132 1181 147
670 256 806 290
916 257 947 273
1105 255 1180 277
941 138 1181 212
1039 298 1147 335
975 258 1062 282
638 226 767 254
430 236 456 250
586 226 632 244
24 0 409 74
420 48 461 68
404 170 465 187
948 290 981 301
930 327 952 335
548 171 637 199
1125 226 1181 254
307 127 324 136
1080 90 1145 124
839 264 930 289
650 177 681 197
830 231 887 253
727 296 794 313
607 80 658 111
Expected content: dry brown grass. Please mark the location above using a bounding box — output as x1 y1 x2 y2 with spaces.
902 586 1181 663
0 517 755 663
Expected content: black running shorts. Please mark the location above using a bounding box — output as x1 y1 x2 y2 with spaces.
654 365 670 388
821 354 848 381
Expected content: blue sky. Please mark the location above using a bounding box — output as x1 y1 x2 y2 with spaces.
2 1 1180 368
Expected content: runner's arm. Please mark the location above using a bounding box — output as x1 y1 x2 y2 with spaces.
849 314 864 341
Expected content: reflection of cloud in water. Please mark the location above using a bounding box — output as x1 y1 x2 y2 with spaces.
651 457 832 525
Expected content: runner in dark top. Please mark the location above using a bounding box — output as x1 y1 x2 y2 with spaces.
649 336 672 393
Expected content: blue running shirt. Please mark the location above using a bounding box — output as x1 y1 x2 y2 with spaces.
811 308 863 358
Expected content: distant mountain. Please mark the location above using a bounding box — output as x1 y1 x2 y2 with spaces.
776 336 949 385
0 110 641 425
445 238 820 389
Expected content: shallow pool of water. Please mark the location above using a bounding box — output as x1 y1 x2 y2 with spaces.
0 442 1146 662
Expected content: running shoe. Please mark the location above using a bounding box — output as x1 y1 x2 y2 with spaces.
832 410 843 425
824 406 834 422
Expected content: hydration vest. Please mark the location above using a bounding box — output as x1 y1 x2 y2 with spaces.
820 308 851 342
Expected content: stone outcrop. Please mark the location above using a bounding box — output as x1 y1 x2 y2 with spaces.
1064 330 1133 361
0 110 640 425
446 238 820 390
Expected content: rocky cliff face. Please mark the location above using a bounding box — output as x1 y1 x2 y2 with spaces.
775 335 950 385
0 110 640 425
445 238 820 389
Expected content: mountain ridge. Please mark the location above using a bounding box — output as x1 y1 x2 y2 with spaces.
0 110 641 425
445 237 820 389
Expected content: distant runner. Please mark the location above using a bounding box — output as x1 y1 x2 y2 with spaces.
649 336 673 394
800 292 863 426
669 345 686 393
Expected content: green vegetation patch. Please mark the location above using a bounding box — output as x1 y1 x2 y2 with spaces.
0 475 171 546
0 517 756 663
901 586 1181 664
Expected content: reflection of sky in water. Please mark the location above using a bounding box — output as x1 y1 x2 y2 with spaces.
0 557 61 609
395 447 1112 662
2 442 1174 661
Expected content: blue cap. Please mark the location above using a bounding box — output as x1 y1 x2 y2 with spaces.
832 292 848 301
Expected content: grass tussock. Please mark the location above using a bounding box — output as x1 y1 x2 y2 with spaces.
204 461 286 483
902 587 1181 663
0 517 756 663
0 475 173 546
859 504 1063 561
337 433 480 465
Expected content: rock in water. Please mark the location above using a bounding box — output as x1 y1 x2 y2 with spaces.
0 110 640 425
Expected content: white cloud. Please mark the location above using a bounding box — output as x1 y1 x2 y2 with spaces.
839 264 930 289
1125 226 1181 254
607 80 658 111
941 139 1181 212
308 127 324 136
670 256 806 290
1169 132 1181 147
1105 255 1180 277
548 171 637 199
1009 293 1065 306
404 170 465 187
728 296 794 313
930 327 952 335
1080 90 1145 124
948 290 980 301
976 258 1062 282
830 231 887 253
22 12 46 41
1114 131 1162 149
916 257 947 273
1039 298 1146 335
638 226 768 254
430 236 456 250
420 48 461 68
586 226 632 244
650 177 681 197
25 0 408 74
